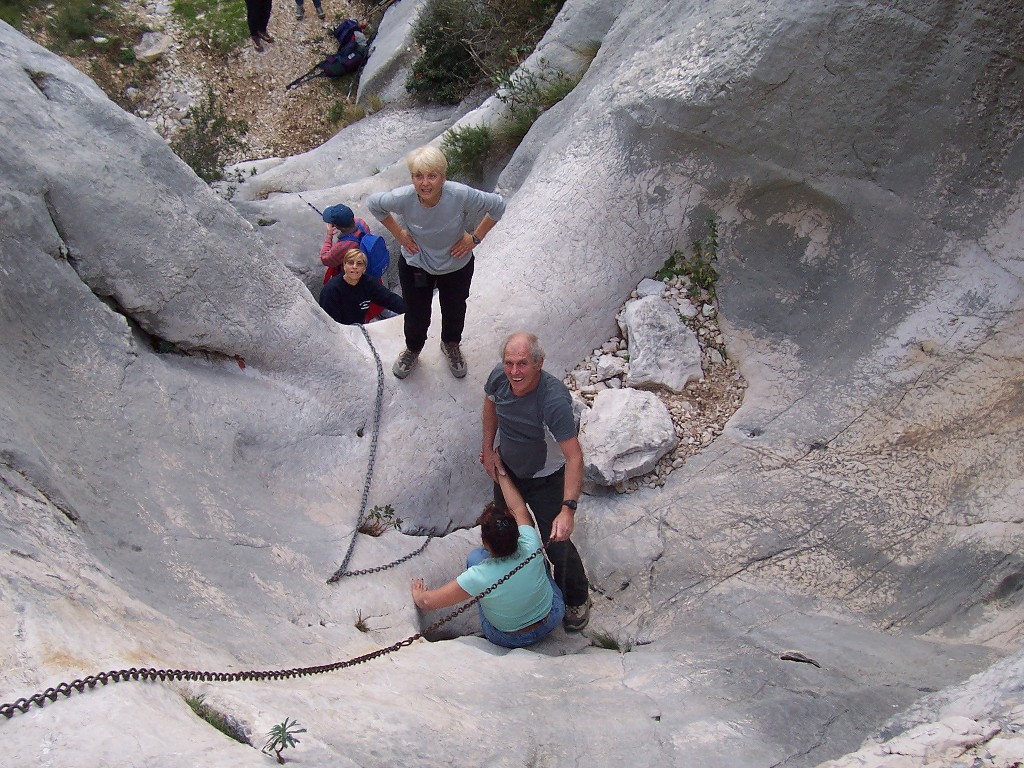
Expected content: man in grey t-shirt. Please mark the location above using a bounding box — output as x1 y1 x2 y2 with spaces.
481 332 591 631
367 146 505 380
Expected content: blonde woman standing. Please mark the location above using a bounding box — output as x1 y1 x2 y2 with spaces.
367 146 505 380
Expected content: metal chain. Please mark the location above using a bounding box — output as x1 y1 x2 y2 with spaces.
330 536 433 579
1 547 544 721
327 324 431 584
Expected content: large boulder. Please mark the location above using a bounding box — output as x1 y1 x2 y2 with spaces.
580 387 678 486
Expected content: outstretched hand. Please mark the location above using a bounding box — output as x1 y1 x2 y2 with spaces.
410 578 426 607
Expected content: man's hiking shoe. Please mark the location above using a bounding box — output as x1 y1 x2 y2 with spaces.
441 341 467 379
392 349 419 379
251 35 264 52
295 6 304 19
563 598 591 632
316 6 326 19
259 32 275 43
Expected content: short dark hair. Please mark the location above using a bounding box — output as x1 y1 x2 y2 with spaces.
478 501 518 558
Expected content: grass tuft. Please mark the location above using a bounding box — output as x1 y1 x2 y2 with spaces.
185 694 249 744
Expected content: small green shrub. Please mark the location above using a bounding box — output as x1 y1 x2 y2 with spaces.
493 60 582 146
589 631 634 653
327 99 348 126
185 694 249 744
358 504 402 537
171 87 248 183
263 718 306 764
442 124 495 183
656 215 720 299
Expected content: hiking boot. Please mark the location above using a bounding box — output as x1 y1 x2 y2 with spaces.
392 349 419 379
563 598 591 632
259 31 275 43
295 5 304 19
316 5 326 19
440 341 467 378
251 35 264 52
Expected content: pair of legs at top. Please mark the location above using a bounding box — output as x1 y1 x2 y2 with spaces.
392 256 473 379
294 0 325 19
245 0 274 50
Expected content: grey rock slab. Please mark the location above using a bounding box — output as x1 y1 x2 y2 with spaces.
622 295 704 392
580 387 678 486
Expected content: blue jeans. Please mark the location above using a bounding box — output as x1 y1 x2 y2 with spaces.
466 548 565 649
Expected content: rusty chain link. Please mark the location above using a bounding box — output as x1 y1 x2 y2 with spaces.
1 547 544 720
327 325 431 584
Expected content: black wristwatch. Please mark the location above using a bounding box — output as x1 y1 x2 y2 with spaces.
470 232 481 245
562 499 578 511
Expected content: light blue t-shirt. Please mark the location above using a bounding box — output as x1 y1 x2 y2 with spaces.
366 181 506 275
456 526 552 632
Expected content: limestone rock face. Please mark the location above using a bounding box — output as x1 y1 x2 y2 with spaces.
621 295 704 392
581 388 678 485
2 0 1024 766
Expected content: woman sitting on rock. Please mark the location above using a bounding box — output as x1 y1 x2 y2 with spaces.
411 458 565 648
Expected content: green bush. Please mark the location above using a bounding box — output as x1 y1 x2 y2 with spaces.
171 87 248 183
493 61 581 145
358 504 402 537
406 0 566 105
405 0 480 104
263 718 306 764
441 124 495 183
327 99 348 126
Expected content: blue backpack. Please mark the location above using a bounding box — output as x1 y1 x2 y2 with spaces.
359 233 390 280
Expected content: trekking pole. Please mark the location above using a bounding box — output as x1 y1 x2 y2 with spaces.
298 193 323 217
285 67 324 91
